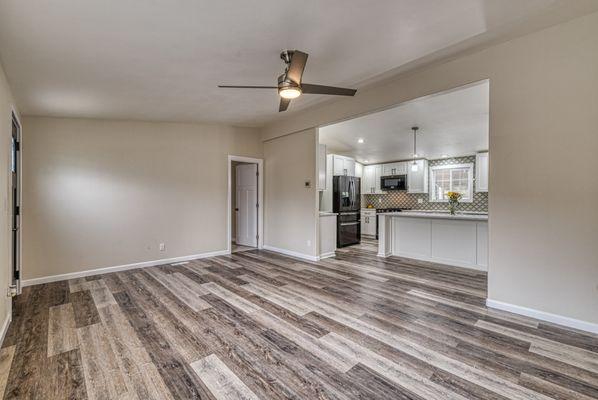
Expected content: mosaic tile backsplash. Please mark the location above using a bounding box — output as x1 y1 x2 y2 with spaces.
362 156 488 213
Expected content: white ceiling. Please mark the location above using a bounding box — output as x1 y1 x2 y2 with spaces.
0 0 582 125
319 81 489 163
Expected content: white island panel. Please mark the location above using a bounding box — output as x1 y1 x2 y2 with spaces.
431 219 477 267
394 217 431 259
379 212 488 271
476 222 489 268
319 213 337 259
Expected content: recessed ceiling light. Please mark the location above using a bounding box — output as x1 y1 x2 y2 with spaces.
363 160 369 163
357 138 364 144
413 153 419 158
441 154 448 158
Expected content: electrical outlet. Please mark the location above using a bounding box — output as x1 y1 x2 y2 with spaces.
378 198 382 204
159 243 166 252
417 198 423 204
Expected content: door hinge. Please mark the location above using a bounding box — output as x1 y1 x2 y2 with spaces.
256 234 259 240
15 206 20 216
13 270 19 280
14 141 20 151
256 203 259 208
256 171 259 177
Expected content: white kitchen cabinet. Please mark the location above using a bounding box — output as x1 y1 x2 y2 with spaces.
362 165 375 194
355 162 363 178
476 152 489 192
319 213 337 259
362 164 385 194
332 155 356 176
361 209 376 236
382 162 407 176
407 159 428 193
332 155 344 176
344 158 355 176
317 144 327 190
320 154 334 212
373 164 385 194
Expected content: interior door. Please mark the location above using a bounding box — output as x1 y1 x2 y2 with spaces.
10 113 21 294
236 164 258 247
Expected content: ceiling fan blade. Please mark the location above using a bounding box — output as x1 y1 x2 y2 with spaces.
286 51 308 84
279 97 291 112
218 85 278 89
301 83 356 96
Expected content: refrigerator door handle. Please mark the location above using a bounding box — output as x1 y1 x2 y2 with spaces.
348 179 354 209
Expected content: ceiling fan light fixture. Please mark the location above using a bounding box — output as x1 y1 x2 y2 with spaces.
279 87 302 99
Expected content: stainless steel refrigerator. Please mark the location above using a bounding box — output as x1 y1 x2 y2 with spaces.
333 176 361 247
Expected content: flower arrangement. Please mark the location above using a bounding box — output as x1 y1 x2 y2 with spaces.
446 191 462 215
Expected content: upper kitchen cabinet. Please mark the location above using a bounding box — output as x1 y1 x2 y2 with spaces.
362 165 373 194
476 152 489 192
355 162 363 178
362 164 385 194
407 159 428 193
332 155 356 176
382 161 407 176
317 144 327 190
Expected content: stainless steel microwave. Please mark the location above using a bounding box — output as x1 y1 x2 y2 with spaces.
380 175 407 191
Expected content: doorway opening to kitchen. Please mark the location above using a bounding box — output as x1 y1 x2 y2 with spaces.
228 156 264 254
317 80 489 269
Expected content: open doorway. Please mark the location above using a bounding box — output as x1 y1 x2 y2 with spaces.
228 156 264 254
317 80 489 270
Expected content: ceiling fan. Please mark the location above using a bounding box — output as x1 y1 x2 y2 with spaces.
218 50 357 112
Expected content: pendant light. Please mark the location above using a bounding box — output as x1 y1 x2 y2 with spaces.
411 126 419 172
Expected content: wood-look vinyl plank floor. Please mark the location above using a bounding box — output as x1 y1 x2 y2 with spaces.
2 240 598 399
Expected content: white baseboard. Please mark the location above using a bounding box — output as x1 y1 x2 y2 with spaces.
22 249 230 287
262 245 319 262
394 251 487 271
318 251 337 260
486 299 598 334
0 311 12 347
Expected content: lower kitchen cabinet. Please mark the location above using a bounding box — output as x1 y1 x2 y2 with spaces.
361 209 376 236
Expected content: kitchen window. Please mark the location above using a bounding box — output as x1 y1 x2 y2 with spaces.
429 163 474 202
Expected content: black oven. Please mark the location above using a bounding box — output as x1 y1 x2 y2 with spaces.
380 175 407 191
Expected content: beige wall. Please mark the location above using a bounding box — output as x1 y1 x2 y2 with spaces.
22 117 262 280
263 13 598 325
0 63 17 332
264 129 318 258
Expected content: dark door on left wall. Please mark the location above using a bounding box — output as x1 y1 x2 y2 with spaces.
10 112 21 294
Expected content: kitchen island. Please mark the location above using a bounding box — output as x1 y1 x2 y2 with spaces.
378 211 488 270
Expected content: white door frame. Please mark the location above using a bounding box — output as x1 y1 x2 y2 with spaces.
227 155 263 253
10 107 22 296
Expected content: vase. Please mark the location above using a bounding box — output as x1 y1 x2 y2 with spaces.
448 201 458 215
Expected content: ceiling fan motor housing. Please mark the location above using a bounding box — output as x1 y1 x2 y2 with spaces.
278 73 300 89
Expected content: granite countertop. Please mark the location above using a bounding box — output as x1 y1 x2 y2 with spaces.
379 211 488 221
